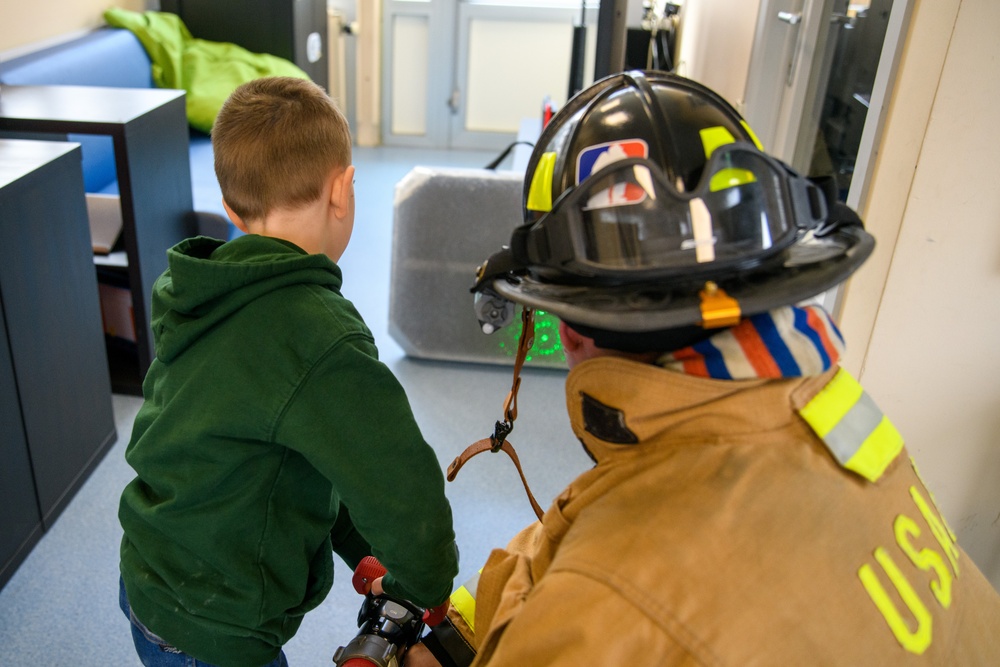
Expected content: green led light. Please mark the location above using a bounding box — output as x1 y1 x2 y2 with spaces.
498 309 565 364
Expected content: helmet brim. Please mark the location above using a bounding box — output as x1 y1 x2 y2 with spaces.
492 226 874 332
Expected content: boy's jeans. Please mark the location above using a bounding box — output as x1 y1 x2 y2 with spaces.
119 577 289 667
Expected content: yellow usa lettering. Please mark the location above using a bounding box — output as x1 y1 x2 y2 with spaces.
859 547 932 654
909 486 960 578
895 514 953 608
857 482 962 653
909 458 959 544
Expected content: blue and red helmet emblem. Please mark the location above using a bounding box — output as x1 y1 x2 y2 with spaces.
575 139 650 208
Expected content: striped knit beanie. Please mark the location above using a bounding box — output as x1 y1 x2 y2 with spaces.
658 305 844 380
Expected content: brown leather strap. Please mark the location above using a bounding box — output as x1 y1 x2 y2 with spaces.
447 307 544 521
500 307 535 425
447 437 544 521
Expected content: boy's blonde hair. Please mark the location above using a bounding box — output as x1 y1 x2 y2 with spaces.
212 76 352 222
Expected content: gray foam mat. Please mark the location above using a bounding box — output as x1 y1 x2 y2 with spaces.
389 166 566 368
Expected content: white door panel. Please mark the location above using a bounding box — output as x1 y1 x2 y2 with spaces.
382 0 597 150
390 14 431 136
452 4 595 150
382 0 455 148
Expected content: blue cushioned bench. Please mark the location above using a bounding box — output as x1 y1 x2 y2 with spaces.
0 28 232 239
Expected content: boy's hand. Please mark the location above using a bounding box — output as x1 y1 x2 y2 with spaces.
403 642 442 667
352 556 387 595
370 576 384 596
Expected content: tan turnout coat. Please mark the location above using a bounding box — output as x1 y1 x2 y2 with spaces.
449 356 1000 666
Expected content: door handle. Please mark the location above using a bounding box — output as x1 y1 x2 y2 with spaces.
777 11 804 86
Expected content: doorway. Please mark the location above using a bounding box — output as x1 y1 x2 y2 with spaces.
814 0 894 202
380 0 598 151
742 0 911 208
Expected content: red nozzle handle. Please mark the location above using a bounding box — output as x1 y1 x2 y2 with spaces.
353 556 448 625
352 556 387 595
422 601 449 627
340 660 380 667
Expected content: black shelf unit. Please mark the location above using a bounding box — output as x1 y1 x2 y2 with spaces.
0 85 195 393
161 0 329 90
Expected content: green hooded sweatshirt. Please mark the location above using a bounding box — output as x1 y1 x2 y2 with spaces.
119 235 458 666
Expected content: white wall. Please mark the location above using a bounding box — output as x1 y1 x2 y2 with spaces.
0 0 142 55
673 0 762 110
840 0 1000 586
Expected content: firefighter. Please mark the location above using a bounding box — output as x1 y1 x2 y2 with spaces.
412 71 1000 666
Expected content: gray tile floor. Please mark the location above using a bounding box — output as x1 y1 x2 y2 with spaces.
0 145 592 665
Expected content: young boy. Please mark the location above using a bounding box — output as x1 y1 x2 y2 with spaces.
118 77 459 667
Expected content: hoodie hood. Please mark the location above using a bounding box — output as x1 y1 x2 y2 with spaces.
150 235 342 362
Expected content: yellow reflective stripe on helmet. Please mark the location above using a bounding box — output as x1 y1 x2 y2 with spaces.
699 126 756 191
699 126 737 158
741 120 764 150
526 152 557 212
799 368 904 482
449 571 480 632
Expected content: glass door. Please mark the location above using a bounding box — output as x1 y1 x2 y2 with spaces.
742 0 912 314
381 0 598 150
813 0 895 202
744 0 910 206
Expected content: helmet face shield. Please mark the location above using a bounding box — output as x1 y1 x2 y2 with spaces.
472 71 874 337
517 144 828 282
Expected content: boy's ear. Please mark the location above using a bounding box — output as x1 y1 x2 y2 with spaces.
330 165 355 219
222 199 249 234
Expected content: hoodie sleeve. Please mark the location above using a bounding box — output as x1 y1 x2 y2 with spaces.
330 503 373 571
274 336 458 608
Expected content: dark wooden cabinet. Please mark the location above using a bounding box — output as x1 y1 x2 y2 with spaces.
0 139 117 589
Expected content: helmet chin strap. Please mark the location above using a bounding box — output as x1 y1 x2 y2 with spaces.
446 306 545 521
